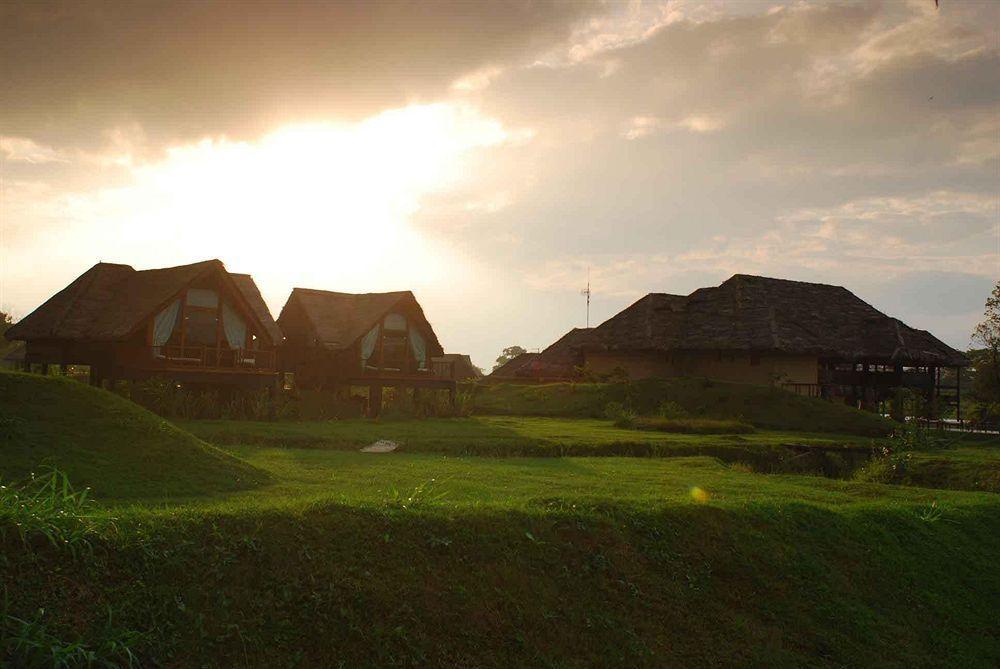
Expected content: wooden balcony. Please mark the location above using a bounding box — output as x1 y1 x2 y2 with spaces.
152 345 276 373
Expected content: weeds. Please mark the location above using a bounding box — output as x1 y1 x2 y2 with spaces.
0 468 107 554
384 479 449 510
1 605 144 668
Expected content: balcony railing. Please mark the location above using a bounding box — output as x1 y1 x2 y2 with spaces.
153 345 275 371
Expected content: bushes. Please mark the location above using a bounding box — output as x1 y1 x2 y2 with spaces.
129 378 297 421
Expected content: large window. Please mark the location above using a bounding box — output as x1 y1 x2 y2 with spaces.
184 309 218 346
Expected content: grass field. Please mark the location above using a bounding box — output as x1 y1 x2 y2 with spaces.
3 372 999 667
5 445 1000 667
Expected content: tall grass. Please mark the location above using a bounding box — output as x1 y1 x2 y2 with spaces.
0 468 107 554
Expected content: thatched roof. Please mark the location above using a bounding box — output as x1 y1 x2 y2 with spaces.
278 288 444 355
433 353 482 380
586 274 967 367
488 352 539 379
5 259 281 345
515 328 599 379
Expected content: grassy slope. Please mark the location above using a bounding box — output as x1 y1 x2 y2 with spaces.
470 379 893 436
0 371 269 498
4 449 999 667
890 444 1000 493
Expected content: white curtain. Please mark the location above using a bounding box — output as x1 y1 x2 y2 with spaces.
361 324 380 367
408 326 427 369
222 302 247 350
152 299 181 349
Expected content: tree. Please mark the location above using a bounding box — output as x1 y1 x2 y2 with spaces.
493 345 527 371
970 280 1000 418
0 311 13 357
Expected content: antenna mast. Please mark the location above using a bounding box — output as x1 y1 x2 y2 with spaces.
580 268 591 328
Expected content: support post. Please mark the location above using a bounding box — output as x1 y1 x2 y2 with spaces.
369 384 383 418
955 365 961 423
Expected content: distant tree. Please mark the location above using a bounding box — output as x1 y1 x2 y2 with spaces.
969 280 1000 418
493 345 527 371
0 311 13 357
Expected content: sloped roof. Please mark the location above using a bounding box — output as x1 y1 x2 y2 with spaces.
6 259 280 345
516 328 600 378
433 353 482 379
230 274 283 344
278 288 444 355
488 352 539 378
587 274 968 366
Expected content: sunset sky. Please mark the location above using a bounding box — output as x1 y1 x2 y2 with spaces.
2 0 997 368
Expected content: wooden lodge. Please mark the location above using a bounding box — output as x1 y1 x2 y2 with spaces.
277 288 456 415
516 274 970 417
5 259 282 387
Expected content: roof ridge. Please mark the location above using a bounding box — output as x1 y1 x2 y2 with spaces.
292 287 413 297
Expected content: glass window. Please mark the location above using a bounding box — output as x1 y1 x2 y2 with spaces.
384 313 407 331
185 310 218 346
381 333 407 369
187 289 219 308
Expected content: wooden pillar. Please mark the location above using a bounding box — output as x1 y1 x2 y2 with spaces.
369 384 383 418
955 365 961 423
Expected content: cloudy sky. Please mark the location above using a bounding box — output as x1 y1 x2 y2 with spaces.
1 0 997 368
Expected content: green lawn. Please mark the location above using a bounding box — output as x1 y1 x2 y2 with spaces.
6 445 1000 667
4 372 999 667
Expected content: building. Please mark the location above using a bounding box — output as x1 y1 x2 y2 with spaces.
485 351 539 382
432 353 483 381
519 274 968 415
4 259 282 387
276 288 455 414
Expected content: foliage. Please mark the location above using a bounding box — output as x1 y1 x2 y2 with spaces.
970 280 1000 417
0 468 105 554
1 607 143 668
0 311 14 361
492 345 527 371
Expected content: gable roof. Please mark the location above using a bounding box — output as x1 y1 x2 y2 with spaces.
6 259 280 345
230 273 283 344
488 352 539 378
278 288 444 355
433 353 482 379
587 274 968 366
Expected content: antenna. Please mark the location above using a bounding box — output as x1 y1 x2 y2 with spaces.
580 268 591 328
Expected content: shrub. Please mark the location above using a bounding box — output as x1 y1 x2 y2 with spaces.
656 400 689 419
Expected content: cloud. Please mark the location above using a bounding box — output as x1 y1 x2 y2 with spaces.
0 137 69 163
0 0 599 150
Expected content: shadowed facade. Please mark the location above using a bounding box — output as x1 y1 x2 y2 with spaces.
4 259 281 388
277 287 456 416
517 274 969 416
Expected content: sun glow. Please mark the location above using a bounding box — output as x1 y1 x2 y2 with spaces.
8 103 510 315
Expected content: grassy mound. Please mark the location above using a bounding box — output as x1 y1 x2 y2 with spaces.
0 371 269 498
470 379 893 436
2 450 998 667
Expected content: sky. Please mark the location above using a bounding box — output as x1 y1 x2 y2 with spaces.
1 0 997 369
